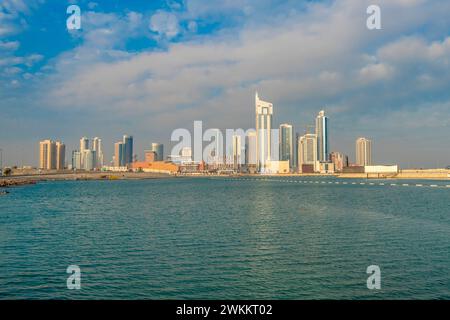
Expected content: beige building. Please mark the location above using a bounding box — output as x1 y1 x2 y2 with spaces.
364 165 398 174
39 140 55 170
356 137 372 166
298 133 317 172
40 140 65 170
114 142 124 168
330 152 347 172
56 141 65 170
40 140 55 170
264 160 290 174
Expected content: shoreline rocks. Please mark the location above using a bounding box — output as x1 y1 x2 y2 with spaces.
0 179 37 188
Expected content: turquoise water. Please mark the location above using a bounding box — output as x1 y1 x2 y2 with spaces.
0 177 449 299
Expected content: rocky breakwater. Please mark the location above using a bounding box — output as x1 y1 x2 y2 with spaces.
0 179 37 189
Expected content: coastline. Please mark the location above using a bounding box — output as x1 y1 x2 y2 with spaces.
1 169 449 187
0 172 176 187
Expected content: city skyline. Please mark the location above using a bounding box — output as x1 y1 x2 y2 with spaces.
20 91 450 172
35 92 376 174
1 0 450 168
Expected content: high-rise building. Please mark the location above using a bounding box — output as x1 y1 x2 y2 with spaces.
245 131 257 166
205 129 223 166
80 137 89 152
114 142 125 167
151 143 164 161
123 135 133 165
293 132 300 171
279 124 293 169
83 149 96 171
356 137 372 166
79 137 89 168
39 140 57 170
298 133 317 172
56 141 65 170
92 137 103 168
232 134 242 169
255 92 273 172
72 151 82 170
315 110 329 162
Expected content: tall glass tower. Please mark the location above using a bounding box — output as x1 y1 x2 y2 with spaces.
123 135 133 165
92 137 103 168
315 110 329 162
279 124 293 169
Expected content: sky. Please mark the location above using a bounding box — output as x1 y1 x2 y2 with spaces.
0 0 449 168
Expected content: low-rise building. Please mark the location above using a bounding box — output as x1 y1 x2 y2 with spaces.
131 161 179 174
263 160 290 174
364 165 398 174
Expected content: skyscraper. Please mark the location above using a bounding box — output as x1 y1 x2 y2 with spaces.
83 149 96 171
123 135 133 165
39 140 56 170
79 137 89 168
80 137 89 152
92 137 104 168
56 141 65 170
114 142 125 167
255 92 273 172
279 124 293 169
232 134 242 169
356 137 372 166
294 132 300 171
151 143 164 161
245 131 257 167
315 110 329 162
298 133 317 172
72 151 82 170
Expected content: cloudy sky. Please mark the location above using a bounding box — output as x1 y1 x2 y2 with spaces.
0 0 449 168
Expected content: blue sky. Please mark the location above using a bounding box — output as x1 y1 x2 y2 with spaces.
0 0 449 168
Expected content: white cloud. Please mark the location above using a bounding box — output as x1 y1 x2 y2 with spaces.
43 1 450 120
0 0 42 36
6 0 450 166
359 63 394 83
149 11 180 39
0 53 43 67
0 40 20 51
